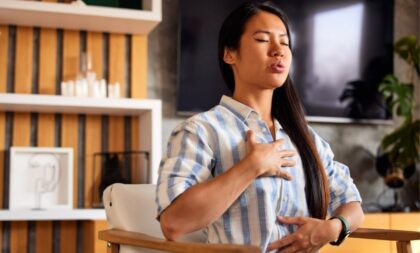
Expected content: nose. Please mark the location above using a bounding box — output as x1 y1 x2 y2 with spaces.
269 43 284 58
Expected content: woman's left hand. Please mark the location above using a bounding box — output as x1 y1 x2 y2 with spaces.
267 216 341 253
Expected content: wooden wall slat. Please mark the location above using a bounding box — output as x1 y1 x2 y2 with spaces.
0 25 8 252
36 26 57 253
87 32 103 81
84 117 102 209
61 29 80 253
108 34 125 154
60 221 77 253
10 26 33 253
131 35 148 182
62 29 79 208
109 34 125 96
38 28 57 95
62 31 80 84
0 26 7 91
36 221 53 253
85 32 103 208
108 34 125 182
11 222 27 253
131 118 141 182
93 221 108 253
14 27 33 94
131 35 147 99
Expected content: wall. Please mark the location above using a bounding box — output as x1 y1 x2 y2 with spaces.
0 1 148 252
148 0 420 210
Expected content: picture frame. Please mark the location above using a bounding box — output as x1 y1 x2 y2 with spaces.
9 147 73 210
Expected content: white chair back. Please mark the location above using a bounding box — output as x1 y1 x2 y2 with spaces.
103 183 207 253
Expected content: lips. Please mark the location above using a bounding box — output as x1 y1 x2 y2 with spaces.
269 62 285 73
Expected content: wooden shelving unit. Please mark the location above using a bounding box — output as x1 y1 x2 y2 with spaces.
0 93 162 184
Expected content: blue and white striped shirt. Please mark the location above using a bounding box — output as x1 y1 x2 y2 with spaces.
156 95 361 251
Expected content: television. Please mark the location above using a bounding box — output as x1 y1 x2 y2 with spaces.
177 0 394 123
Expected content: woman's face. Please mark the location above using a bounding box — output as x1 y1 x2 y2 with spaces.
224 11 292 91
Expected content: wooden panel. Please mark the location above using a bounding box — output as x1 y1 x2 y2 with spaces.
84 115 101 207
0 24 7 253
0 26 7 200
390 213 420 253
36 221 53 253
38 28 57 95
0 26 7 91
62 29 79 207
11 222 27 253
87 32 103 80
107 117 125 152
108 33 125 173
62 31 79 83
108 34 125 153
60 221 77 253
14 27 33 94
61 29 80 253
94 221 109 253
84 220 108 253
321 213 392 253
131 35 147 99
85 32 103 208
131 35 147 182
82 221 95 253
36 25 57 253
10 26 33 253
109 34 125 96
0 112 4 251
131 117 141 182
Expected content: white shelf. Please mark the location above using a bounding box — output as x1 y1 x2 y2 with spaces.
0 93 160 115
0 209 106 221
0 0 161 35
0 93 162 184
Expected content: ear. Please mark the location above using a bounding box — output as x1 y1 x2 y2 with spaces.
223 47 237 64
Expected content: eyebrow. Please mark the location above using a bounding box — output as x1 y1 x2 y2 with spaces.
252 30 288 37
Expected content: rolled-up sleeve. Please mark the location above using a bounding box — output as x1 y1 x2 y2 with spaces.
310 128 362 215
156 121 215 217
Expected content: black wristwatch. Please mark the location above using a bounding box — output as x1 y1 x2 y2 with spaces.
329 215 350 246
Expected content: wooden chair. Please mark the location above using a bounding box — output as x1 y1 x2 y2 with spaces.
98 184 420 253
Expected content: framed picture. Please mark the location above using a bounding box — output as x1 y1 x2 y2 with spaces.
9 147 73 210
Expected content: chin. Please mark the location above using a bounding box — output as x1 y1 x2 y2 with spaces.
270 79 287 88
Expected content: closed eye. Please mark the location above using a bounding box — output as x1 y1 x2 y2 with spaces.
255 38 269 42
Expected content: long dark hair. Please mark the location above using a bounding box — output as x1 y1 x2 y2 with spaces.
218 1 329 219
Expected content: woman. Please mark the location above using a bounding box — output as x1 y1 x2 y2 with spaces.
156 1 364 252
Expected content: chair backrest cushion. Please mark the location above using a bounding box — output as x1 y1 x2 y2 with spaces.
103 183 206 253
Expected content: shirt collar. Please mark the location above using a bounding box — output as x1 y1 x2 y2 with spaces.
219 95 283 129
219 95 259 121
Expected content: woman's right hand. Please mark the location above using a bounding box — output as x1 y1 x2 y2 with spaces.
245 130 296 180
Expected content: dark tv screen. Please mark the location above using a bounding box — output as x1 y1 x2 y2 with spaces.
177 0 394 122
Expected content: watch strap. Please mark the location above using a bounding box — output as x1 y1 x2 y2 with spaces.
329 215 350 246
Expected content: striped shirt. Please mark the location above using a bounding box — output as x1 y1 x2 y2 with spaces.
156 95 362 251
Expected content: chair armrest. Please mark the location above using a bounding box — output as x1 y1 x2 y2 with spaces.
98 229 262 253
350 228 420 241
